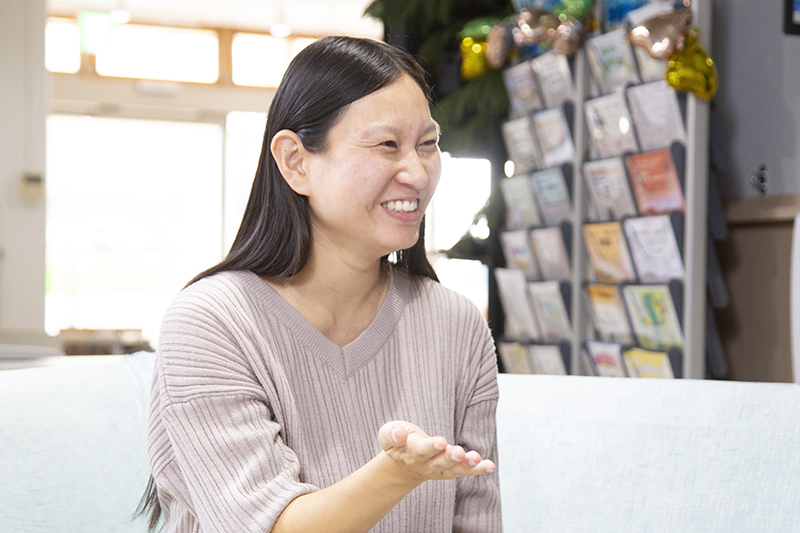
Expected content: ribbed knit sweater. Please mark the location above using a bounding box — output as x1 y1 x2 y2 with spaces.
147 267 502 532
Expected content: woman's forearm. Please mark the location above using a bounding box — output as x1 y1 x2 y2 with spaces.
272 451 420 533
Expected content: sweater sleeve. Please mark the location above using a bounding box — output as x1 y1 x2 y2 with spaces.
152 283 318 532
452 307 503 533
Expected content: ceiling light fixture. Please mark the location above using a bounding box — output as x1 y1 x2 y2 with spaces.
269 23 292 37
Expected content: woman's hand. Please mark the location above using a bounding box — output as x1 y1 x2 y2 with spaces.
377 421 495 486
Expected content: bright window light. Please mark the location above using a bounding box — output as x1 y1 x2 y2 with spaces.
426 154 492 316
46 17 81 73
427 154 492 252
45 115 224 345
232 33 290 87
95 24 219 83
224 111 267 251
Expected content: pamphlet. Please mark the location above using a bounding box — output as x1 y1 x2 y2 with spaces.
503 59 544 118
498 341 534 374
528 281 571 342
500 175 542 229
532 107 575 168
584 91 639 159
500 229 542 280
585 340 627 377
531 51 575 108
585 283 634 344
625 149 685 215
623 347 675 378
531 167 572 226
529 226 571 281
623 215 685 283
582 221 637 284
627 80 687 152
585 28 640 94
494 267 542 341
501 116 543 174
528 344 568 375
622 284 684 350
582 157 638 221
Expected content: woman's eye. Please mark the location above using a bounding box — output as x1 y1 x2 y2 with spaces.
420 139 438 149
380 140 398 148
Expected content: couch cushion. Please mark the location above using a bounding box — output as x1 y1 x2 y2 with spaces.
497 374 800 533
0 352 155 533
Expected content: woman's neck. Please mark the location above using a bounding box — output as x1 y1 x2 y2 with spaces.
268 250 391 347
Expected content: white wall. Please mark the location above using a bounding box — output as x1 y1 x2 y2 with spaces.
712 0 800 198
0 0 47 333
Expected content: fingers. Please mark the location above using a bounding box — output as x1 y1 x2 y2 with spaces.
377 421 496 481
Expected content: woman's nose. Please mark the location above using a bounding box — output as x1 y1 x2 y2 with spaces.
395 151 435 189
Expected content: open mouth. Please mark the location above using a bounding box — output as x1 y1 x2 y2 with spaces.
382 199 419 213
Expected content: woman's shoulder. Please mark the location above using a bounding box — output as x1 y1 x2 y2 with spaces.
166 270 264 321
400 269 485 324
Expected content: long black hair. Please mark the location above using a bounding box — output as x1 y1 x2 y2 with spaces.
135 36 439 531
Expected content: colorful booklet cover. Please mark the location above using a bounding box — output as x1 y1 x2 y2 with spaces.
500 229 542 280
585 283 634 344
584 91 639 159
583 221 637 284
503 59 544 118
531 167 572 226
585 340 627 377
623 215 685 283
527 344 568 375
625 149 685 215
528 281 571 342
498 341 534 374
500 175 542 229
585 27 640 94
582 157 638 221
623 347 675 378
627 80 687 152
530 51 575 108
529 226 571 281
501 116 543 174
494 267 542 341
622 284 684 350
532 107 575 169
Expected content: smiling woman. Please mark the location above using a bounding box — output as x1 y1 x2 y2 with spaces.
138 36 502 533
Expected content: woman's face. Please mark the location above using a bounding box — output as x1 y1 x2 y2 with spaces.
303 74 441 264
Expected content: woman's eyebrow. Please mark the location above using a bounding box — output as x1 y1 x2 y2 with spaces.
360 121 440 138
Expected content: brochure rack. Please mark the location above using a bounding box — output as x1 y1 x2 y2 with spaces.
495 1 721 379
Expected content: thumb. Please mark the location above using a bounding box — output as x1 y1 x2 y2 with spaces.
378 421 409 450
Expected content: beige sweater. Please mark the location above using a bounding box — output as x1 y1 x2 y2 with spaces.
147 267 502 532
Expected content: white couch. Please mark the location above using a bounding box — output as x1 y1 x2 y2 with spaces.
1 352 799 532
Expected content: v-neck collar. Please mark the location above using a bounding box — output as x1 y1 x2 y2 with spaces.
237 267 409 379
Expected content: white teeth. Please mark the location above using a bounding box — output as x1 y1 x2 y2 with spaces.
384 199 418 213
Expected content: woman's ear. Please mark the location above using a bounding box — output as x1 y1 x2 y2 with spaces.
271 129 311 196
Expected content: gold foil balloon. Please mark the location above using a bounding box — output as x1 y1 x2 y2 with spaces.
629 7 692 60
513 8 558 46
460 37 490 80
486 21 512 69
666 27 718 100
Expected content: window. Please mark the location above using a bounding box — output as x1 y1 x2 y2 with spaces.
45 17 81 73
95 24 219 83
46 115 224 342
231 33 317 87
427 155 492 316
224 111 267 250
